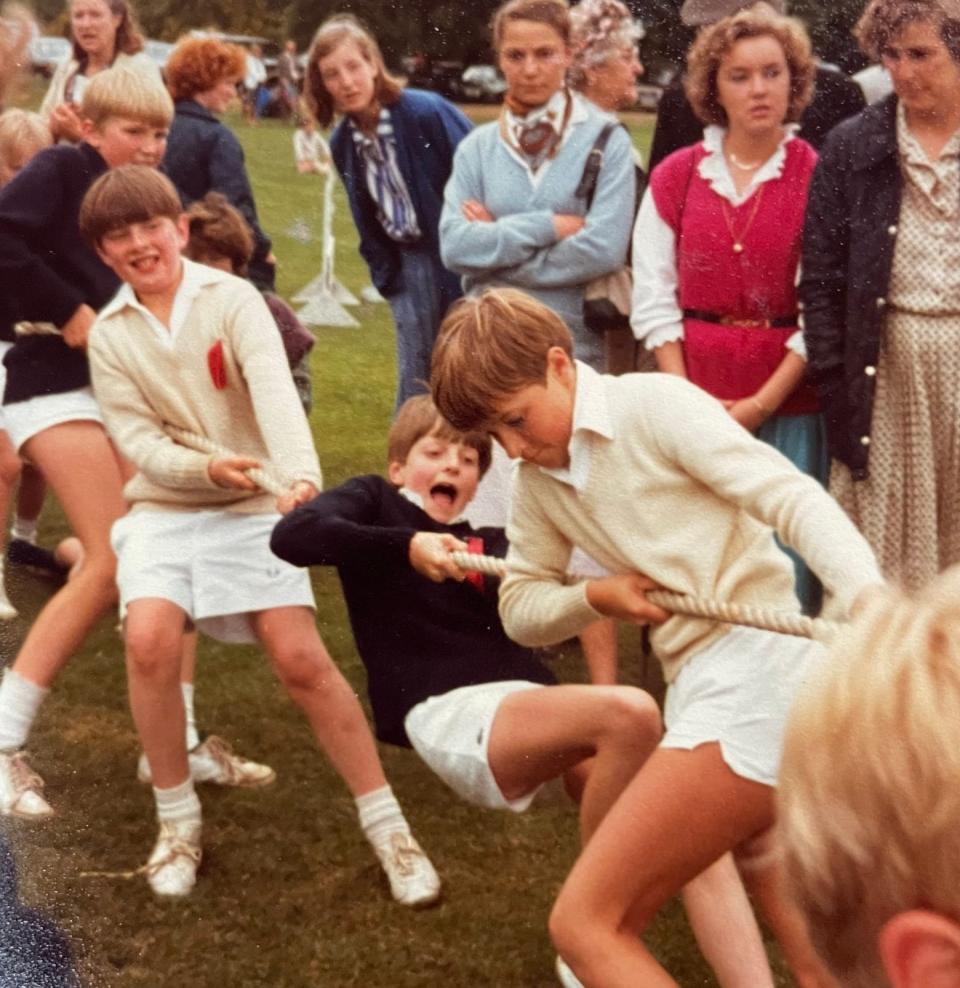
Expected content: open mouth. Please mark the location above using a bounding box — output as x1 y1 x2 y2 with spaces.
429 482 458 509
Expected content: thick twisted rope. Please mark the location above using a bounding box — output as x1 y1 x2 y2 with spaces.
165 427 840 641
163 424 290 496
449 551 841 642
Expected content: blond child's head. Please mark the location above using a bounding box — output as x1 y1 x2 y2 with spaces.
430 288 574 434
81 63 174 131
184 193 254 277
386 395 492 524
0 109 51 186
779 566 960 988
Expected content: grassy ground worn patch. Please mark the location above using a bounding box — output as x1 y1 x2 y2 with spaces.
1 101 794 986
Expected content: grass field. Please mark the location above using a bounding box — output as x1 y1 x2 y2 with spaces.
0 97 795 987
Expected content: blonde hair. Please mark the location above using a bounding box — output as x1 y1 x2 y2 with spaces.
387 395 493 479
0 109 51 185
684 6 814 126
304 15 403 129
80 63 174 129
778 566 960 988
430 288 574 432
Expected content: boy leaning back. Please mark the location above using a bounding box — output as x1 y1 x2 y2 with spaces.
430 288 887 988
80 165 438 906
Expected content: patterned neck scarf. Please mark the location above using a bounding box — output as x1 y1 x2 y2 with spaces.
501 89 573 174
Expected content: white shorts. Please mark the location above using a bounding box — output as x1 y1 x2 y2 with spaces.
405 680 565 813
0 340 10 432
662 625 825 787
3 386 103 452
112 509 315 644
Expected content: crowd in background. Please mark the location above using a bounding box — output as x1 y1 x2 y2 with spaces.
0 0 959 985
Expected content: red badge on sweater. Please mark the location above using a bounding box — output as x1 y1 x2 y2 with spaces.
465 536 485 591
207 340 227 390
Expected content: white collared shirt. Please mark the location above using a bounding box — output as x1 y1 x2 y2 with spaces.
99 258 229 348
539 361 614 493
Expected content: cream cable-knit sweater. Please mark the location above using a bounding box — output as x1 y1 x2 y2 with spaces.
89 262 321 514
499 364 883 683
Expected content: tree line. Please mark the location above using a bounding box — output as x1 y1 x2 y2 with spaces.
34 0 871 74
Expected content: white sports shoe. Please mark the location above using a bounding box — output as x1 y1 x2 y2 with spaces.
556 955 586 988
144 819 202 897
0 750 53 818
137 736 276 788
373 832 441 908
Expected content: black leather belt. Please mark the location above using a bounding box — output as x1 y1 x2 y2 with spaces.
682 309 798 328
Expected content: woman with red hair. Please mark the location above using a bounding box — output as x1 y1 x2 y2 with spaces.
163 37 275 291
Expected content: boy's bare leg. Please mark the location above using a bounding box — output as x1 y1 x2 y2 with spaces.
251 606 385 795
549 744 774 988
486 684 660 843
14 463 46 526
125 598 189 789
578 619 619 685
253 606 440 907
741 847 840 988
682 854 776 988
12 423 126 686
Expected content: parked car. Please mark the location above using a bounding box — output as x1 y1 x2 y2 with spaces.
461 64 506 103
635 84 663 112
28 36 70 78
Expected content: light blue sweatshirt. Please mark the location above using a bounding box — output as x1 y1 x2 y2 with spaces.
440 95 635 369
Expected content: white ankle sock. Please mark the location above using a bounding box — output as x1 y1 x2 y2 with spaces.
153 777 201 826
180 683 200 751
10 519 37 544
0 669 48 752
355 785 409 848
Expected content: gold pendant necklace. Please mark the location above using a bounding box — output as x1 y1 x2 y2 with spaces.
721 185 765 255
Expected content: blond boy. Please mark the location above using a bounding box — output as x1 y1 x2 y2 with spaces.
780 565 960 988
431 287 885 987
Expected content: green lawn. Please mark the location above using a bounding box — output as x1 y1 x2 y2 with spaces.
0 101 794 987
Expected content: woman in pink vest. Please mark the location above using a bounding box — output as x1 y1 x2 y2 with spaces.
631 4 824 613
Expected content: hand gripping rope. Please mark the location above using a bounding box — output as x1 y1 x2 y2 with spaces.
166 427 842 643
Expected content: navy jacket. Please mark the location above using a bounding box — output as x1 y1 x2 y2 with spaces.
331 89 471 298
0 142 115 401
163 100 275 291
271 475 554 747
800 96 901 479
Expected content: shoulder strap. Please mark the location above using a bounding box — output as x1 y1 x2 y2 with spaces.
576 121 619 209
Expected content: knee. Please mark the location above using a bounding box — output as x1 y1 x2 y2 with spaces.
269 638 333 693
599 687 662 749
75 554 118 607
0 449 21 489
549 895 595 977
125 624 181 681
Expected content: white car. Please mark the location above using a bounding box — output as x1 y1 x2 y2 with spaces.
461 64 506 104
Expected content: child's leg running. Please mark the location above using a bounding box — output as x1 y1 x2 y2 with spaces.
486 685 660 842
125 598 190 789
682 854 775 988
5 423 125 689
549 743 774 988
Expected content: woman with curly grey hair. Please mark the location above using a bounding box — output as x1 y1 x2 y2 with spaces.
801 0 960 594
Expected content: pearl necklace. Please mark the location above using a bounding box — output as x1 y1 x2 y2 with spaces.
726 149 764 171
